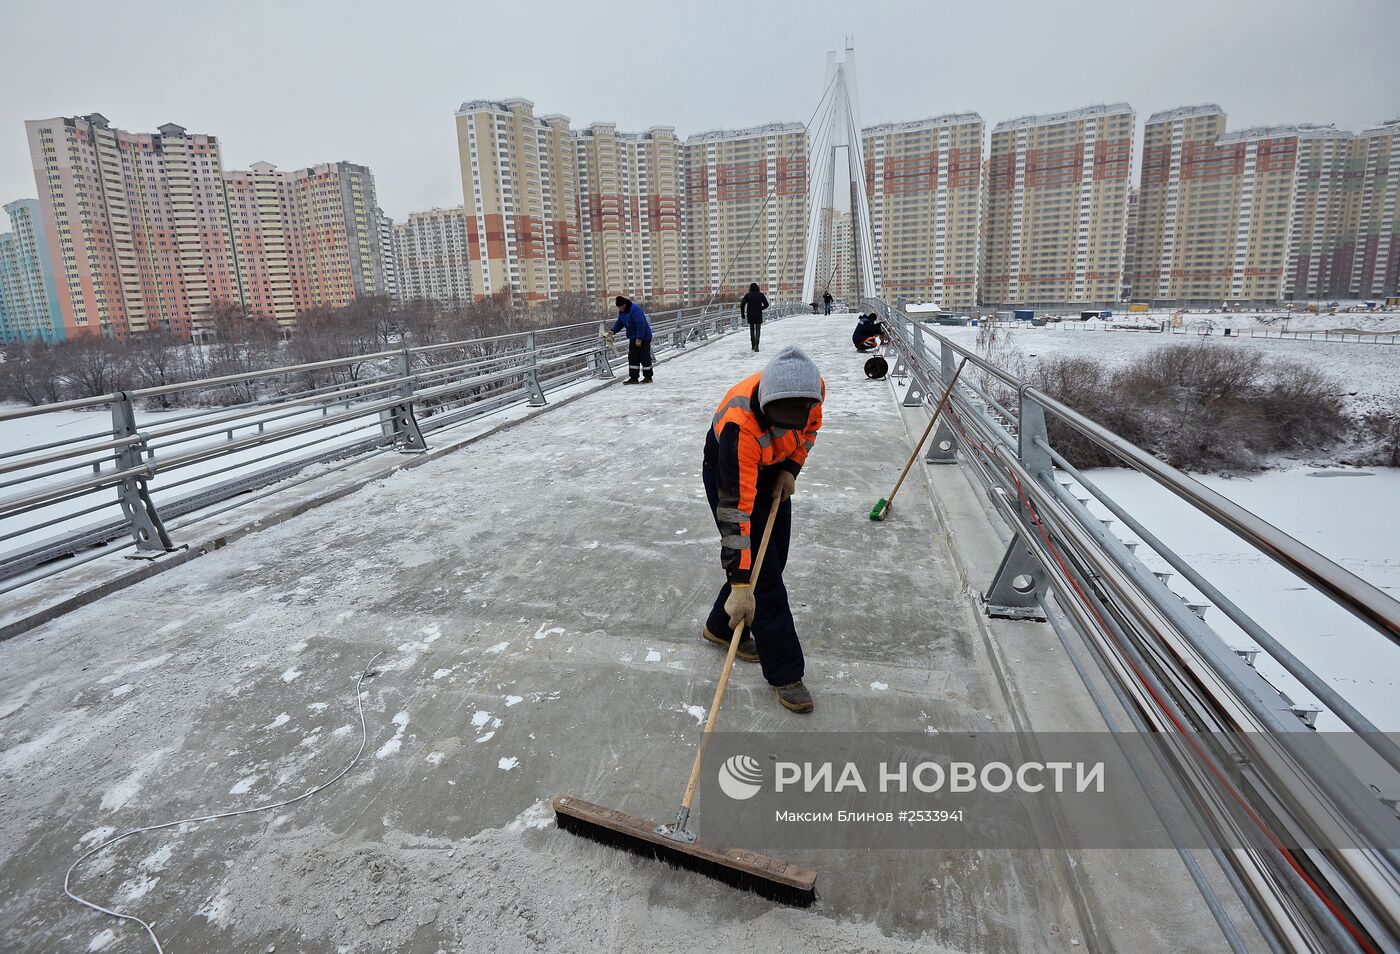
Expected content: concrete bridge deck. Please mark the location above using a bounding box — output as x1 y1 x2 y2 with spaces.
0 316 1227 952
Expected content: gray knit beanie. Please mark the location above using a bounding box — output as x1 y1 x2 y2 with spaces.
757 346 823 409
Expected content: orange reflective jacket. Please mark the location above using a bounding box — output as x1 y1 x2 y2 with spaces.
708 371 824 583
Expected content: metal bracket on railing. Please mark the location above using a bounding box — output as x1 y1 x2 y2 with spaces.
592 327 615 379
985 532 1048 620
902 367 931 408
381 350 428 453
525 332 547 407
673 316 687 350
1017 389 1053 485
111 392 176 556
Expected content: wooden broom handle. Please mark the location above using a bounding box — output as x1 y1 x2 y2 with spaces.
680 500 783 812
884 358 967 507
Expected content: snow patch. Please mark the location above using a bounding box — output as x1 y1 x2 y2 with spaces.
870 681 889 692
503 799 555 832
475 731 496 743
229 775 260 795
280 668 303 683
504 695 523 707
498 756 519 771
425 751 445 766
677 704 707 725
87 929 117 951
110 684 135 698
432 668 453 680
100 748 173 812
97 653 171 685
471 710 492 729
645 649 662 663
262 712 291 730
485 641 511 654
375 711 410 759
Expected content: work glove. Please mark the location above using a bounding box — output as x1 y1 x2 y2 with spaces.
602 331 616 345
773 470 796 502
725 584 756 630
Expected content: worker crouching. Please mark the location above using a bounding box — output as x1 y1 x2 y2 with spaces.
702 346 824 713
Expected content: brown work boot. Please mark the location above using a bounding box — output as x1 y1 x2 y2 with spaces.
702 626 759 663
773 680 813 713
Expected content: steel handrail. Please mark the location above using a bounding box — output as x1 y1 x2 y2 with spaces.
889 305 1400 647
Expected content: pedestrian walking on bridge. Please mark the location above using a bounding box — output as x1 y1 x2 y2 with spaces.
740 282 769 352
607 296 653 384
702 346 824 713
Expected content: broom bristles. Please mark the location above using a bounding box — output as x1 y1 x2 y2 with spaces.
554 803 816 907
869 498 888 521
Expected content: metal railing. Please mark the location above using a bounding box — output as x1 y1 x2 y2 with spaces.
0 302 798 592
868 297 1400 954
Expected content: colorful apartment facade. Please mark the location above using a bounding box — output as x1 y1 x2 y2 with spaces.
1350 119 1400 299
0 199 65 343
862 113 983 308
575 123 684 305
454 99 584 303
394 207 474 304
981 104 1135 307
681 123 808 302
1128 106 1387 304
25 114 389 336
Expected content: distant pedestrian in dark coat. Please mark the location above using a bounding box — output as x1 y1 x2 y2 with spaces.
740 282 769 352
822 291 834 315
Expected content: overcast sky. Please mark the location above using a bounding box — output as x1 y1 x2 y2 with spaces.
2 0 1397 220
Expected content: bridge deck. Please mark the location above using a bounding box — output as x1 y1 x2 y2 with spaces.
1 316 1214 952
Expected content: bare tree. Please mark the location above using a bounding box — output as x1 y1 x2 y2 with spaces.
59 336 124 398
0 341 66 405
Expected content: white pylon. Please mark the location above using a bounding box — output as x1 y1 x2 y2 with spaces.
801 41 879 307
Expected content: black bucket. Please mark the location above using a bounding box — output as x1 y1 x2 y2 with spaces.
864 356 889 380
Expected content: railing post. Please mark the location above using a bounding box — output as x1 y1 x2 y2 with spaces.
924 340 959 464
525 332 547 407
984 387 1052 618
592 322 615 379
382 349 427 452
110 391 175 555
673 312 687 349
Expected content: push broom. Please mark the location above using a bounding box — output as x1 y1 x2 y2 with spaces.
554 502 817 905
869 357 967 521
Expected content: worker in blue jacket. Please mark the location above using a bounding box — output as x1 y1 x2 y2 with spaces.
606 295 654 384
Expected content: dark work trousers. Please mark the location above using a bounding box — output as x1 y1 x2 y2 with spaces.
627 338 653 381
748 321 762 350
703 460 803 686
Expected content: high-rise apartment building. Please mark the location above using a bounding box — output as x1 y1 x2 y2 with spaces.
863 114 983 308
1130 105 1230 302
377 209 398 301
27 114 391 334
1286 127 1360 300
455 99 583 302
814 208 854 301
1350 119 1400 298
0 199 65 343
575 123 684 304
222 160 390 324
682 123 808 302
1130 106 1361 304
394 207 474 304
25 115 241 337
982 104 1134 307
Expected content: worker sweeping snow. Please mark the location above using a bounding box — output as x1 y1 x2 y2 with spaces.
701 345 824 713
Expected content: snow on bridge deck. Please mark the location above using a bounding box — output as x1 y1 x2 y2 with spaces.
0 316 1205 952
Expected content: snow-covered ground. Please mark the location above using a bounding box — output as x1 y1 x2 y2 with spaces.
1075 466 1400 732
933 322 1400 413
